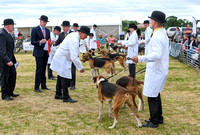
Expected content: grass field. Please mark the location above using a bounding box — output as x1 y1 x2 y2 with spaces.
0 53 200 135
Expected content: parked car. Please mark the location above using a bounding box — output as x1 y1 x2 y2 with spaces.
167 27 185 38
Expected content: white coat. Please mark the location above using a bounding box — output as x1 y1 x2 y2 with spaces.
89 38 97 49
79 39 87 53
144 26 153 55
138 28 169 97
50 32 83 79
48 32 57 64
90 28 97 41
123 30 139 64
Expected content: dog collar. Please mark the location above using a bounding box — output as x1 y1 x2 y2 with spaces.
97 78 105 86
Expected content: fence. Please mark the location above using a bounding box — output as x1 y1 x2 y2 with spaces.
169 42 200 72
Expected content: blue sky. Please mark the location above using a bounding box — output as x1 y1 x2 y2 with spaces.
0 0 199 27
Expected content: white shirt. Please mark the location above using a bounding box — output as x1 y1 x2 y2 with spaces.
144 26 153 55
138 28 169 97
39 25 48 51
122 30 139 64
90 28 97 41
79 39 87 53
50 32 83 79
50 31 56 42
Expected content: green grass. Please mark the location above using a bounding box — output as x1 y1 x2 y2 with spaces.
0 53 200 135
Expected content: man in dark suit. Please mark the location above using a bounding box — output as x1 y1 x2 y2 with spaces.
0 18 19 100
31 15 51 92
54 21 76 90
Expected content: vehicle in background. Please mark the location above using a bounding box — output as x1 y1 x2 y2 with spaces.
167 27 186 38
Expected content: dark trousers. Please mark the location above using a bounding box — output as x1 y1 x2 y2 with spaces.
0 66 16 99
70 63 76 87
47 64 53 79
56 75 71 99
148 93 163 125
128 63 136 86
35 51 48 89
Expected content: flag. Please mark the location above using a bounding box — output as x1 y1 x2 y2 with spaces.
192 16 196 35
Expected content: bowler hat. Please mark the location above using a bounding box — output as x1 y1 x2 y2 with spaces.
39 15 49 22
93 24 97 28
89 33 94 36
148 11 166 23
129 23 137 28
3 18 15 25
61 21 70 26
144 20 149 24
73 23 79 27
78 26 90 35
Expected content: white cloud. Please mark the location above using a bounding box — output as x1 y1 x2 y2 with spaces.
0 0 200 28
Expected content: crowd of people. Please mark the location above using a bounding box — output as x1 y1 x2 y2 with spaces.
0 10 169 128
171 25 200 69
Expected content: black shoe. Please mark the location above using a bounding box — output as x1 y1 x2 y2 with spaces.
10 93 20 97
70 86 75 90
49 77 56 80
55 95 62 100
63 98 77 103
144 119 163 124
142 121 159 128
2 96 14 100
41 87 51 90
34 89 42 93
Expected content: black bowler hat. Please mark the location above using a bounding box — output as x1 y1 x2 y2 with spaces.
39 15 49 22
78 26 90 35
148 11 166 23
3 18 15 25
54 26 61 32
89 33 94 36
144 20 149 24
129 23 137 28
73 23 79 27
61 21 70 26
93 24 97 28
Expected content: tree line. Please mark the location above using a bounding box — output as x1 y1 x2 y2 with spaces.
122 16 200 31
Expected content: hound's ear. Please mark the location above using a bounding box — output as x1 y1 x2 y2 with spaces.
93 76 98 83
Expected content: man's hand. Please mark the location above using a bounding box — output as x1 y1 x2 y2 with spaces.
80 68 85 73
132 56 138 63
50 41 55 46
40 39 47 44
7 61 13 66
140 42 145 45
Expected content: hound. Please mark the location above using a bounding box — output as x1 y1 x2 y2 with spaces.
93 75 142 129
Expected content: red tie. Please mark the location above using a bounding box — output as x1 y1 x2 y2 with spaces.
42 28 45 38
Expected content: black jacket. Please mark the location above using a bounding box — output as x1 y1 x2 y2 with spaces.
31 26 50 57
0 28 16 67
55 30 73 46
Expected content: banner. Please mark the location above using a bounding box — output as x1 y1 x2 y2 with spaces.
23 42 34 51
192 16 197 35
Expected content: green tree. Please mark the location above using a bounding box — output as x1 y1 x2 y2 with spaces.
122 20 139 32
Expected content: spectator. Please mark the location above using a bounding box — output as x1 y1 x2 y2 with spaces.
196 34 200 48
139 33 145 41
97 33 105 50
18 31 22 39
24 36 31 42
196 28 200 37
184 24 192 37
189 35 197 49
173 27 181 43
16 35 23 53
106 34 115 50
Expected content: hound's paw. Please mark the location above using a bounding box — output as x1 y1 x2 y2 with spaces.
108 126 115 129
130 113 134 116
138 123 142 128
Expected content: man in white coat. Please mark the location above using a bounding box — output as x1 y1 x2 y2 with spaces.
140 20 153 55
132 11 169 128
50 26 90 103
90 24 97 42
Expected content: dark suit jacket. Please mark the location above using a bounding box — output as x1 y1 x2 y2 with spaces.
31 26 50 57
0 28 16 67
55 30 73 46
